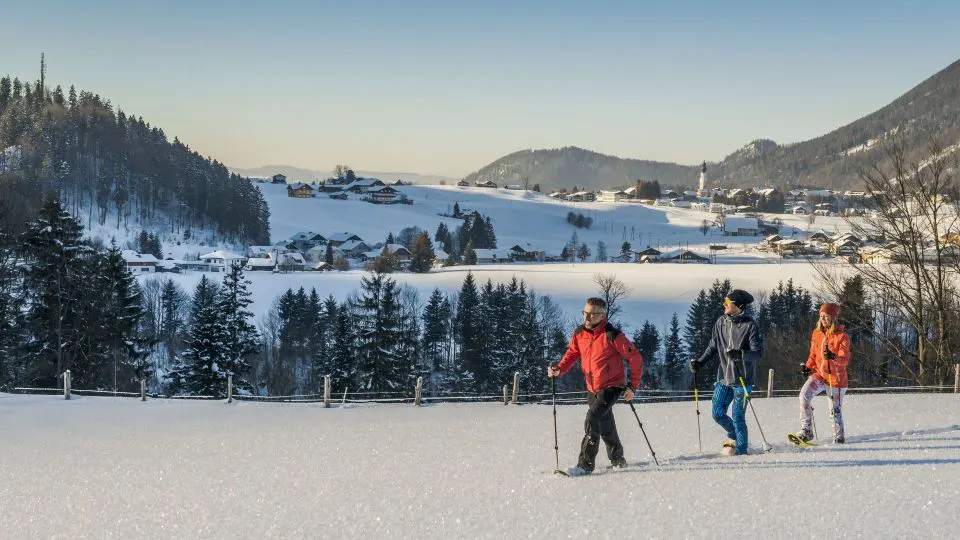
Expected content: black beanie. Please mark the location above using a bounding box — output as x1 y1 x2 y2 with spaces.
726 289 754 310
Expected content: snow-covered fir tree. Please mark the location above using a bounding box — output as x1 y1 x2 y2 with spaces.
168 275 224 396
216 264 260 394
352 271 406 393
17 197 96 385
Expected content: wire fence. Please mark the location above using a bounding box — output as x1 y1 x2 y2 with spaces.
11 382 957 405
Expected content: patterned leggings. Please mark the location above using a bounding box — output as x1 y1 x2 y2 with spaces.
799 377 846 441
712 382 749 455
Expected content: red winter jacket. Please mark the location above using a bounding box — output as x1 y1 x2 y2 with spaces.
556 321 643 393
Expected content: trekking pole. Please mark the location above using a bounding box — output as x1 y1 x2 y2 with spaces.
693 371 702 453
739 355 773 453
628 401 660 466
550 374 569 476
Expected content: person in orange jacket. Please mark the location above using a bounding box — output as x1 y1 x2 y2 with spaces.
796 303 851 444
547 297 643 474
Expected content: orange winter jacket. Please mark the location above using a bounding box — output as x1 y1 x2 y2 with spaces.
805 323 851 388
556 321 643 393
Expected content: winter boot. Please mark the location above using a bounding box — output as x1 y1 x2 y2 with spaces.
566 465 592 477
834 435 845 444
797 429 814 443
610 458 628 468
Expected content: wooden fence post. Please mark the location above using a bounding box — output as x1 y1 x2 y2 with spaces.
511 372 520 405
503 385 509 405
323 375 331 408
767 369 774 398
227 375 233 403
140 378 146 402
63 370 71 401
414 376 423 406
954 364 959 394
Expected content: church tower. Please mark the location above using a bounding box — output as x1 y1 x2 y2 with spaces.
698 161 707 196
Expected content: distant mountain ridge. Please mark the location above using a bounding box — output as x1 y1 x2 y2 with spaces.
464 58 960 192
461 147 699 193
229 164 456 186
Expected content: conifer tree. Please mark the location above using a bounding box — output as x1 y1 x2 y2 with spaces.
453 272 481 391
409 231 435 273
463 240 477 265
169 275 223 396
662 313 685 388
329 301 356 390
422 288 452 388
18 197 95 385
217 264 260 393
353 272 405 392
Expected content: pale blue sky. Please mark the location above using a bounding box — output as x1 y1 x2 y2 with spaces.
2 1 958 177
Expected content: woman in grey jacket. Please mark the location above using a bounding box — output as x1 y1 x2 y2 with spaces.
689 289 764 455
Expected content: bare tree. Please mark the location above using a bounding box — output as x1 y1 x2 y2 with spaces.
810 139 960 386
699 220 711 236
593 273 632 323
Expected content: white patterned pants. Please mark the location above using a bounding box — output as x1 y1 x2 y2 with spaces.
799 377 846 441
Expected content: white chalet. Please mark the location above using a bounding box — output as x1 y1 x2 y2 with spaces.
121 250 157 273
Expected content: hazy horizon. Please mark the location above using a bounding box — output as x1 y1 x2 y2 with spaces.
3 0 959 177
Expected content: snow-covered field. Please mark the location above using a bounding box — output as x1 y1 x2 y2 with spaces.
139 183 850 329
2 391 957 538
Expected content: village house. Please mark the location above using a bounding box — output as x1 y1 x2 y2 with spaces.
288 231 327 251
772 239 806 256
475 180 498 188
473 248 511 264
121 250 158 273
344 178 387 194
597 190 628 202
335 239 371 258
362 185 409 204
456 180 470 187
271 173 287 184
723 216 761 237
508 243 546 262
361 244 412 263
635 247 663 263
326 232 363 247
199 249 246 269
245 258 276 272
286 182 315 198
659 249 711 263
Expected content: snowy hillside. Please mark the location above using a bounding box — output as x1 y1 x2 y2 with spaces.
139 183 848 331
2 391 957 538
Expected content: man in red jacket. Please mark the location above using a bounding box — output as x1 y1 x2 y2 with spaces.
547 297 643 474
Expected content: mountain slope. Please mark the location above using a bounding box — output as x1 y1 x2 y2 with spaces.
714 58 960 188
466 58 960 192
460 147 698 193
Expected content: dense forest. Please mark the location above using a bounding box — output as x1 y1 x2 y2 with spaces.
0 73 270 245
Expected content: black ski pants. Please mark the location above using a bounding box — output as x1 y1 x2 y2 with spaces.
577 387 625 470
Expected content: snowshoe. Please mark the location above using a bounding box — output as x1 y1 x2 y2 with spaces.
721 440 736 456
787 432 817 447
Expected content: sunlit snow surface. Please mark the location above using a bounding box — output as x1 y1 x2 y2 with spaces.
2 392 958 538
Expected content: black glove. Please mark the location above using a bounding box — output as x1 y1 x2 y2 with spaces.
824 349 836 360
726 349 743 360
800 364 813 377
689 359 702 373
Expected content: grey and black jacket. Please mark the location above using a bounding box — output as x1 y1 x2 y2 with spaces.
696 313 764 387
